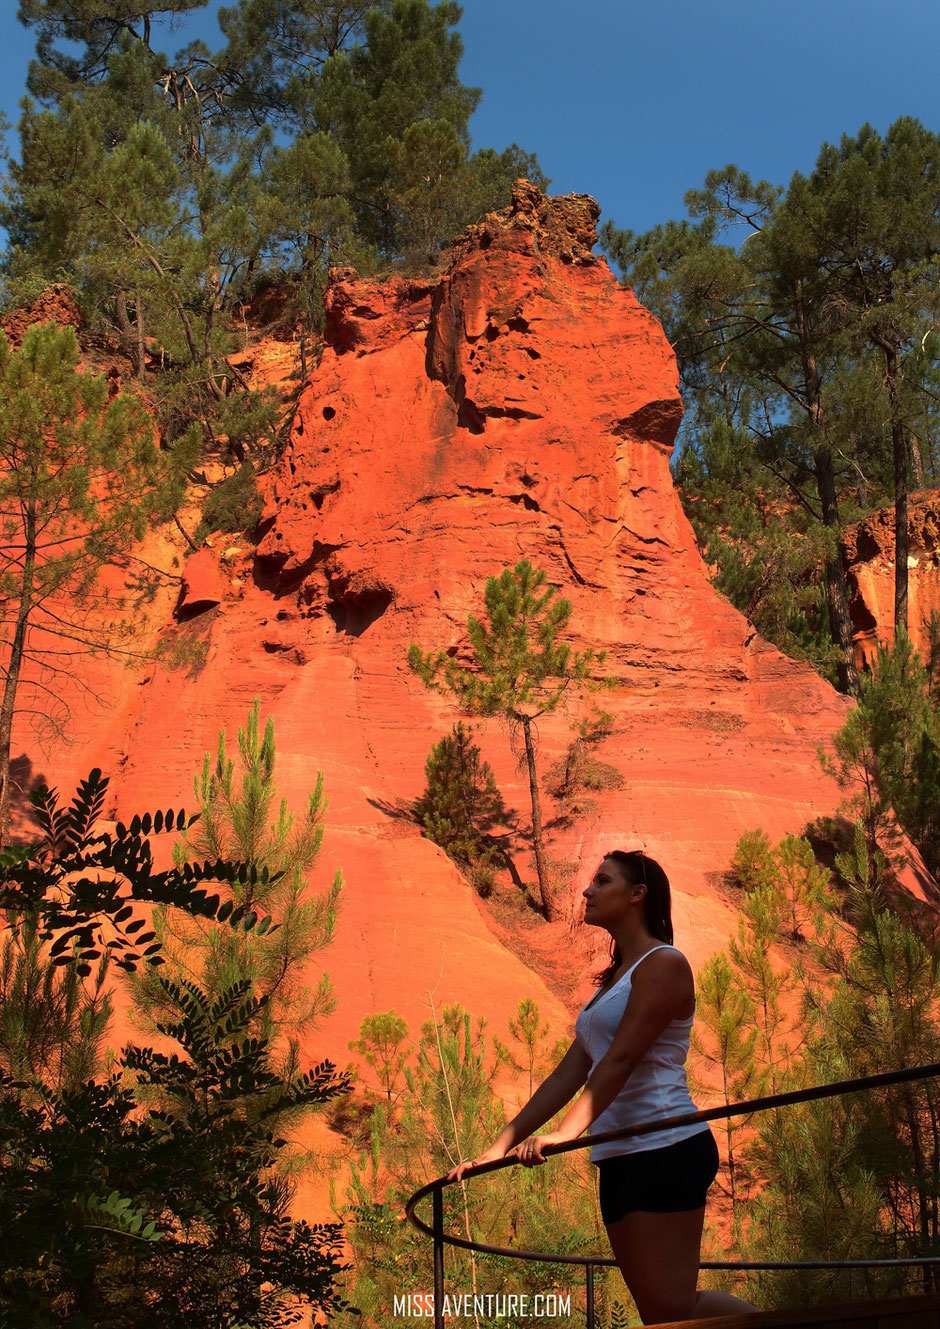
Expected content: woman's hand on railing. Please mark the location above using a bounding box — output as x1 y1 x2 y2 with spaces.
514 1132 568 1167
445 1143 510 1184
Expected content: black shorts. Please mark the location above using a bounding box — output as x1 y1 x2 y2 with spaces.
596 1128 720 1225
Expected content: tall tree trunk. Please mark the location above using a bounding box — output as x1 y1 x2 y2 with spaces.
519 714 552 919
871 336 911 635
135 286 146 382
815 444 860 695
884 345 909 634
893 418 910 636
909 431 925 488
800 298 860 694
115 290 135 370
204 252 225 400
806 398 859 693
0 507 36 846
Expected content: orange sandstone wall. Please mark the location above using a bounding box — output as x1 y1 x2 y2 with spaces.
12 186 857 1208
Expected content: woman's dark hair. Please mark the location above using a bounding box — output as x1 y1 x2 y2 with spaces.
592 850 674 988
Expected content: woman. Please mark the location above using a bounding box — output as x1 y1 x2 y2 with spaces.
447 850 757 1324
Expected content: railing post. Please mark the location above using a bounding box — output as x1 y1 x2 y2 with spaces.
586 1260 595 1329
433 1182 445 1329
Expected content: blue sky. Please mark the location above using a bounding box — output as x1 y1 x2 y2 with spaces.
3 0 940 238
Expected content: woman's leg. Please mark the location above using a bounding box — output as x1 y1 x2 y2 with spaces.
605 1208 758 1324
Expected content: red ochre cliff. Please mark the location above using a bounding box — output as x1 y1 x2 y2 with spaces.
844 492 940 672
14 183 860 1198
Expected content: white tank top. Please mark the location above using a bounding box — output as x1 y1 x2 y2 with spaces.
574 944 709 1161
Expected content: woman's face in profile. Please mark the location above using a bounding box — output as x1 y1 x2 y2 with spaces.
583 856 635 928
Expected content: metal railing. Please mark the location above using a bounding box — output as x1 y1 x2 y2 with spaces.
405 1061 940 1328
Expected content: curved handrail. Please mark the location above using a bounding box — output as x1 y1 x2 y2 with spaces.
405 1060 940 1267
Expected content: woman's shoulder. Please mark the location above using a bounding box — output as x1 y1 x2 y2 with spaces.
630 946 696 1017
632 945 694 986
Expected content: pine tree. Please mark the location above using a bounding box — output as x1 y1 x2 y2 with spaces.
7 10 288 460
738 824 940 1306
701 821 940 1306
17 0 211 102
0 322 195 843
723 831 829 1106
9 0 548 465
603 164 863 694
254 127 364 360
493 997 567 1101
414 721 505 888
133 697 342 1051
348 1009 411 1107
311 0 481 257
809 120 940 632
409 560 603 918
216 0 385 126
0 913 112 1094
674 417 841 682
5 50 182 377
727 886 792 1097
689 953 757 1222
822 626 940 876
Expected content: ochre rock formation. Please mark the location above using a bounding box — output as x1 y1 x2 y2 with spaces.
0 283 84 347
175 546 226 619
16 185 862 1209
845 492 940 671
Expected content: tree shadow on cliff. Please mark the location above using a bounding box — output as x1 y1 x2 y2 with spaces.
804 812 940 909
7 754 49 843
366 796 532 897
367 796 423 828
485 830 532 896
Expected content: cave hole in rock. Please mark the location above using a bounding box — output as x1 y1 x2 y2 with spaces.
509 493 540 511
854 528 880 563
453 372 485 432
458 399 485 432
322 406 336 421
506 316 530 334
525 347 541 360
310 480 340 512
327 586 394 637
849 598 878 635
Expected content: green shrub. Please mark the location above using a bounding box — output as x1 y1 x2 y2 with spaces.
415 723 505 883
195 462 262 541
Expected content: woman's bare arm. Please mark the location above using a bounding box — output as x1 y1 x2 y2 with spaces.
446 1038 591 1180
497 1039 593 1144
